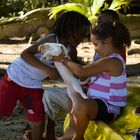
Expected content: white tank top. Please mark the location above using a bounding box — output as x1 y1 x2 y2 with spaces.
7 34 60 88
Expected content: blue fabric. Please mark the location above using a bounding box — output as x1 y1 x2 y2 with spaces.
93 53 100 62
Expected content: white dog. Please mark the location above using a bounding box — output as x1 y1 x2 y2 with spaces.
39 43 88 111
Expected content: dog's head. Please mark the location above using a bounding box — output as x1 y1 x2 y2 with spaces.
39 43 68 60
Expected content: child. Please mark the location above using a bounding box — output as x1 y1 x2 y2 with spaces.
42 9 125 140
94 9 126 62
0 11 91 140
53 21 130 140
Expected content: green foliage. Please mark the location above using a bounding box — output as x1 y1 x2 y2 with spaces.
106 0 129 11
0 0 24 17
23 0 46 12
0 0 63 18
49 0 130 23
49 3 88 19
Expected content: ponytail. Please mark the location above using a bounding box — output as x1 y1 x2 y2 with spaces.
92 22 131 49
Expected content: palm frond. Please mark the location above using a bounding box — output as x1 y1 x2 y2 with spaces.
48 0 130 24
108 0 130 11
90 0 105 17
49 3 87 19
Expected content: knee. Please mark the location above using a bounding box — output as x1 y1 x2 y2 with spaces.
73 104 87 118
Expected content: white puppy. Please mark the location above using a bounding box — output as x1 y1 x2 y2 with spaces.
39 43 88 111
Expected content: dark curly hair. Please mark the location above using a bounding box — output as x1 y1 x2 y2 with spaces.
52 11 91 47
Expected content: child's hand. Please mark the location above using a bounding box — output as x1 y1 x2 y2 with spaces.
45 67 60 80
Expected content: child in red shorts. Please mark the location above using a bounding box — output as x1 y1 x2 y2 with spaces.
0 11 91 140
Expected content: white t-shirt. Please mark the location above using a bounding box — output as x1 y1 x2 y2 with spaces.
7 54 55 88
7 34 68 88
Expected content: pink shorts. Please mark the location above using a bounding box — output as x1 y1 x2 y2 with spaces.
0 73 45 122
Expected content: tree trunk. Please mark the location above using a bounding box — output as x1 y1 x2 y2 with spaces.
120 14 140 39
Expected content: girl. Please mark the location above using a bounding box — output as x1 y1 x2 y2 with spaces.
94 9 126 62
42 9 125 140
53 21 130 140
0 11 91 140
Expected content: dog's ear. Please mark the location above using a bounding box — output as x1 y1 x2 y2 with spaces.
38 44 44 52
39 44 49 53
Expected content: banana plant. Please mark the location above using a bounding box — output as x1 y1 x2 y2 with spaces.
49 0 129 23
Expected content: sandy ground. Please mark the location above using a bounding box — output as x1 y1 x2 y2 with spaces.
0 40 140 140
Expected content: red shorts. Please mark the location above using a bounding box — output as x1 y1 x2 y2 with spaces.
0 73 45 122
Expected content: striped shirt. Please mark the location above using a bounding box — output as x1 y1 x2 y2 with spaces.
87 54 127 117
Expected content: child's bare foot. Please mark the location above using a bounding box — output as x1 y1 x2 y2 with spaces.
22 130 32 140
42 132 46 139
56 134 73 140
42 131 56 140
56 128 74 140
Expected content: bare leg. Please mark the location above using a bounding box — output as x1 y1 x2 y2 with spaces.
43 117 56 140
72 111 89 140
32 121 45 140
72 94 98 140
22 130 32 140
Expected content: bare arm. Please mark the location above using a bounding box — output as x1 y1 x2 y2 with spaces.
62 58 106 78
65 57 123 78
53 54 123 79
21 43 44 69
21 35 60 79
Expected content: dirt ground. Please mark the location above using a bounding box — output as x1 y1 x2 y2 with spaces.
0 39 140 140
